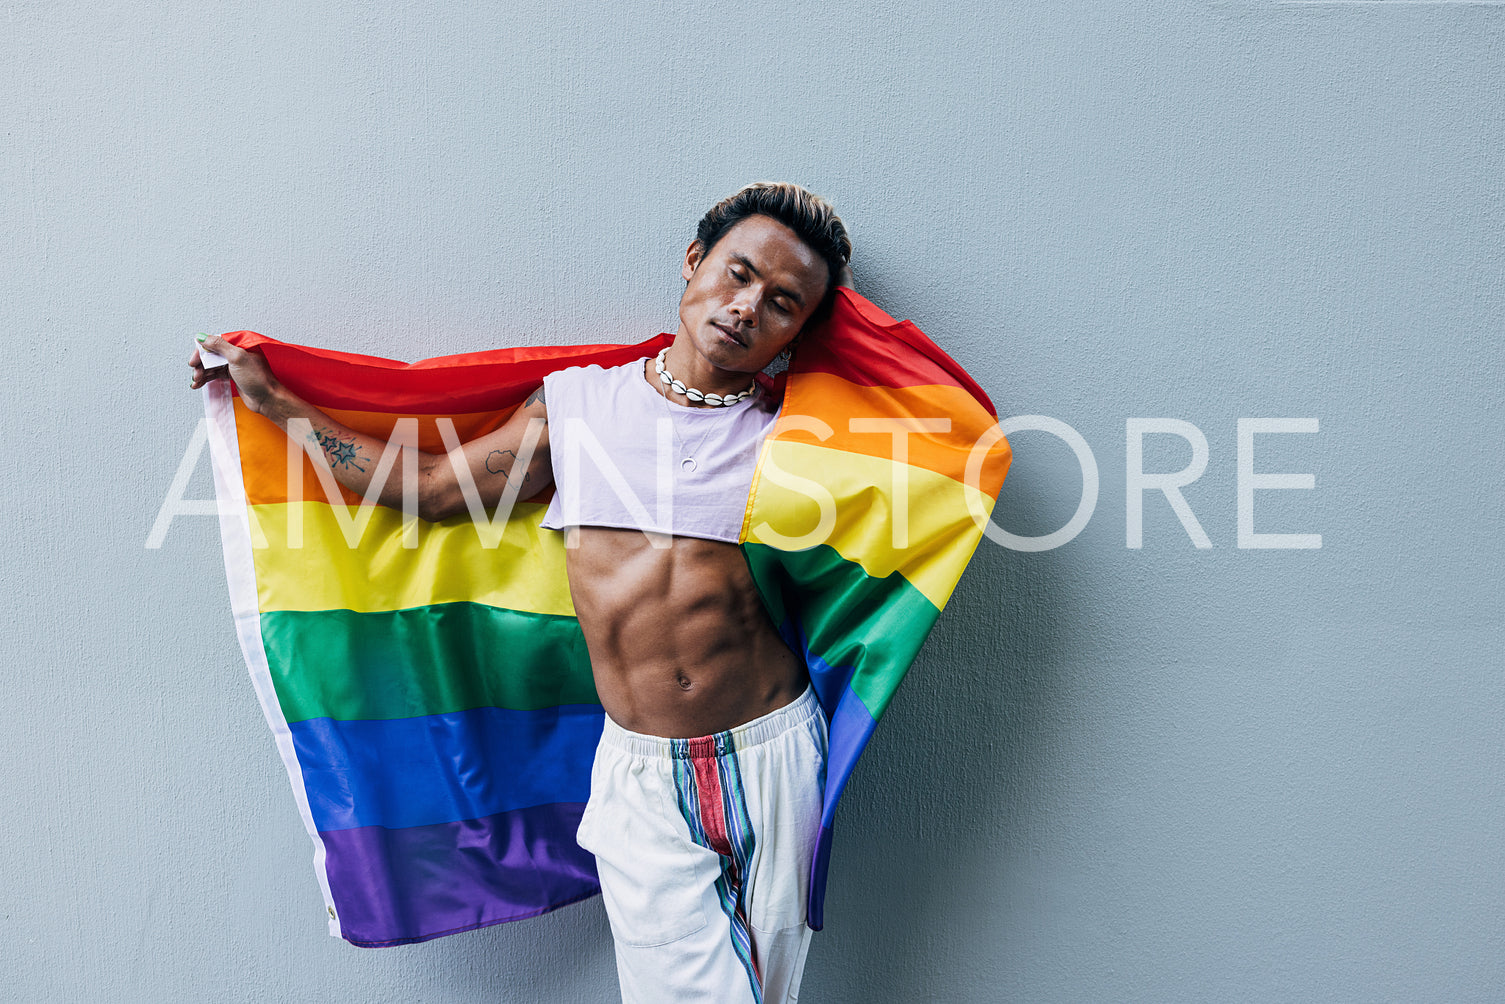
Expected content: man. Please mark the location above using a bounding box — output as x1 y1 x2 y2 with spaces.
191 182 855 1002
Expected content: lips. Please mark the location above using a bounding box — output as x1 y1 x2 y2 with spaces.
711 321 746 347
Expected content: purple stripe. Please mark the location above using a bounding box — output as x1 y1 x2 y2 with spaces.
321 802 599 947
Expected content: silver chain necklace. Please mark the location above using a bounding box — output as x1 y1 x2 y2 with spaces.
649 354 753 473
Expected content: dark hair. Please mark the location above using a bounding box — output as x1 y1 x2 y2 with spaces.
694 182 852 297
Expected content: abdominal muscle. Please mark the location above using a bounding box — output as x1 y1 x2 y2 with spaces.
563 526 807 738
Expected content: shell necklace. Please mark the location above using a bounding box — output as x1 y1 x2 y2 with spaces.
654 347 756 406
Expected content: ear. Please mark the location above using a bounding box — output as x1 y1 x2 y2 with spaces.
682 240 704 282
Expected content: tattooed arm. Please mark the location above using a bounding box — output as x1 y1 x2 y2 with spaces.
190 334 552 520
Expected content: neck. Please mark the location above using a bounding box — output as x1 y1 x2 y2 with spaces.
662 335 756 399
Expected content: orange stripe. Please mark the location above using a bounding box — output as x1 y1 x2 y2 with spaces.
235 373 1011 505
774 372 1011 496
235 400 516 505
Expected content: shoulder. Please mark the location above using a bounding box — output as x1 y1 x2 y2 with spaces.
544 360 633 387
549 359 650 394
542 364 587 400
542 359 648 416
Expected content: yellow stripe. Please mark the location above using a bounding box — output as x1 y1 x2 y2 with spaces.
744 440 995 609
249 501 575 617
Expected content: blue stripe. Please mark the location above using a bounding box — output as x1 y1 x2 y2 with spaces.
785 618 879 830
290 704 604 832
715 871 761 1002
823 690 880 826
671 741 708 846
718 742 751 873
715 746 762 1001
783 616 880 933
778 616 856 717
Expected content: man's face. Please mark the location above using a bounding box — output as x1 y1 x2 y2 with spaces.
676 215 830 375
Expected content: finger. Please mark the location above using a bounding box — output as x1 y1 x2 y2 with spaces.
197 333 239 361
191 364 229 388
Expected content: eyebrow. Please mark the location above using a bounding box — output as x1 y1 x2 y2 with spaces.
731 253 806 308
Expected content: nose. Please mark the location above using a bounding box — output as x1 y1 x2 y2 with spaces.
728 285 760 327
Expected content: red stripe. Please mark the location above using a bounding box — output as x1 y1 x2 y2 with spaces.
692 756 731 858
795 288 999 415
218 331 674 413
219 290 990 418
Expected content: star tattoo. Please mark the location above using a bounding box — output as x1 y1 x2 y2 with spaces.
313 429 368 472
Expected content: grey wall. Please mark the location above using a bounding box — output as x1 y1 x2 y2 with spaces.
3 2 1500 1001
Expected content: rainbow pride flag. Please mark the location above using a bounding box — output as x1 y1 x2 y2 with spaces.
203 288 1011 946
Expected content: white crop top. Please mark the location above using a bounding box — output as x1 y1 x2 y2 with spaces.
539 358 781 544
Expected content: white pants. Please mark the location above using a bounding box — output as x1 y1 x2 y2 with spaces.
576 686 828 1004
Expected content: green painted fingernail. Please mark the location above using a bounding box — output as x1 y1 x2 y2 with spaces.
196 333 207 342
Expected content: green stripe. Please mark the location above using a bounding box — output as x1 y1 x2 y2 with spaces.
260 603 596 723
742 543 939 721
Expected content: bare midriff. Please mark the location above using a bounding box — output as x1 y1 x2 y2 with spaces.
563 526 807 738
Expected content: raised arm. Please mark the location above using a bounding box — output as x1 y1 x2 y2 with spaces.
190 333 552 521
